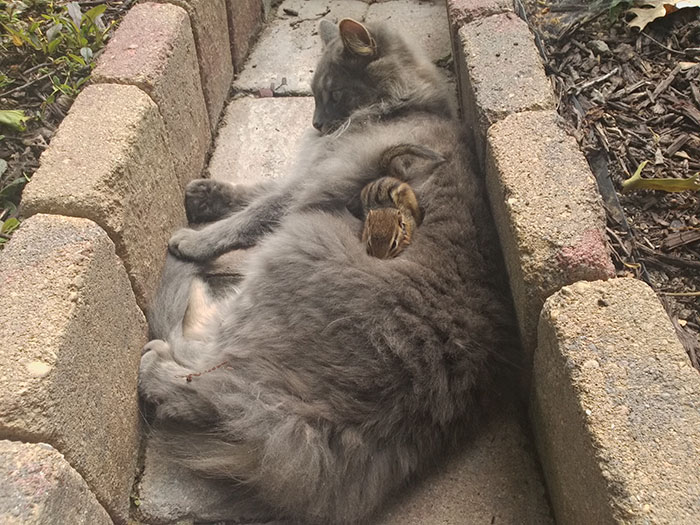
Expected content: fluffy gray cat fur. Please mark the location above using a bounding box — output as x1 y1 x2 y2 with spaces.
139 18 517 524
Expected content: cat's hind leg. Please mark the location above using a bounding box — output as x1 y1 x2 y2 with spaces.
139 338 220 422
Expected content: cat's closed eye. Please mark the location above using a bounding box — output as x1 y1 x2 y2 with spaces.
331 89 344 103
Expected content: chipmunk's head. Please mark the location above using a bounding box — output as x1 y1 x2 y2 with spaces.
362 208 413 259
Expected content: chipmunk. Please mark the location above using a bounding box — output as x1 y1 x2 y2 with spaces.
357 143 443 259
361 176 424 259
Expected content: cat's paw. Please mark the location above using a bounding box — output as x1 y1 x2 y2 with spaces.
168 227 211 262
185 179 234 224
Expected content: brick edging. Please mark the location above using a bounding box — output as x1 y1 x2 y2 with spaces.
447 1 700 523
0 2 263 524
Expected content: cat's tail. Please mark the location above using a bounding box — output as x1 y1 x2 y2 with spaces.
147 253 201 341
151 404 421 524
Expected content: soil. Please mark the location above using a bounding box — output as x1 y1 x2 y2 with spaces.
0 0 133 243
521 0 700 371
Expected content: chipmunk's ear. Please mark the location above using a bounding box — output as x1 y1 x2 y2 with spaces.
339 19 376 57
319 19 338 47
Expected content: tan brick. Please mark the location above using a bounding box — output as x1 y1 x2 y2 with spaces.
153 0 233 129
93 2 210 188
447 0 513 28
532 279 700 524
0 440 112 525
457 13 554 159
226 0 263 71
21 84 185 310
485 110 614 357
0 214 147 523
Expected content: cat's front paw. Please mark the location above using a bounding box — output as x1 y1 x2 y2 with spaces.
185 179 241 224
168 227 211 261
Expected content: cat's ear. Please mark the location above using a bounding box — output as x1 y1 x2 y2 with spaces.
319 19 339 47
339 19 376 57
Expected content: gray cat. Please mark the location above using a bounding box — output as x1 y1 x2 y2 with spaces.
139 18 517 524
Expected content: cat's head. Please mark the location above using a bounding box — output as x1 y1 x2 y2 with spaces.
362 208 413 259
311 18 451 134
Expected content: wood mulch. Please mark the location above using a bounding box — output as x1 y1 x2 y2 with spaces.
521 0 700 370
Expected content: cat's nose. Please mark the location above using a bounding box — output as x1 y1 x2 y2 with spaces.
313 119 323 131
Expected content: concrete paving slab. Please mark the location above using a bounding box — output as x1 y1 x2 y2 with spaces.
135 391 552 523
135 441 277 523
21 83 186 310
0 214 147 524
93 2 210 188
533 279 700 524
208 96 316 184
366 0 451 63
374 394 553 525
0 440 112 525
234 0 368 95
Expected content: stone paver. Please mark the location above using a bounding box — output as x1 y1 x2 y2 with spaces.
485 110 614 358
21 83 185 310
366 0 450 63
0 214 146 524
374 394 553 525
135 442 276 523
153 0 233 129
0 440 112 525
93 2 210 188
226 0 264 70
234 0 368 94
447 0 513 28
136 392 551 524
457 12 555 159
532 279 700 524
208 96 316 183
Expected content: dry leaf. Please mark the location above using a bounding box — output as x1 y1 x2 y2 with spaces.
626 0 700 30
622 160 700 192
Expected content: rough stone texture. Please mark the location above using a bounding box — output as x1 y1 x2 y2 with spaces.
152 0 233 129
447 0 513 28
0 214 147 524
447 0 513 113
375 394 553 524
21 84 185 310
485 110 614 358
234 0 368 95
226 0 264 71
0 440 112 525
366 0 451 63
457 12 555 159
532 278 700 524
208 96 316 184
92 2 210 189
136 392 552 523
